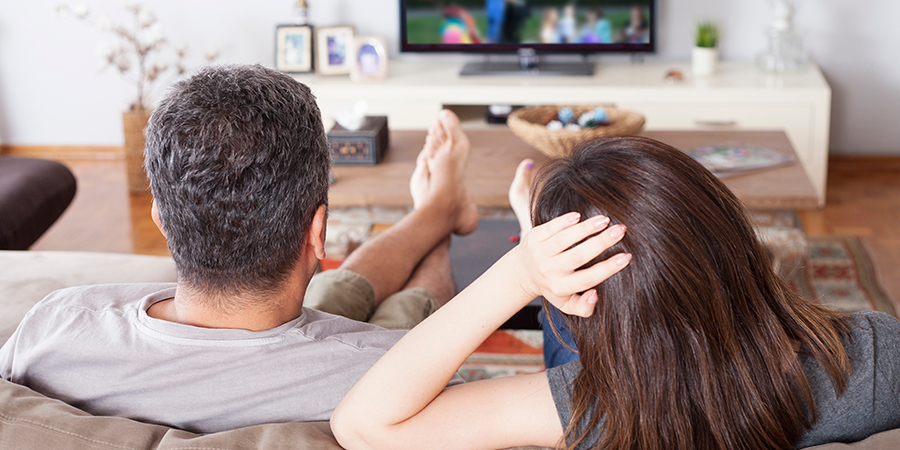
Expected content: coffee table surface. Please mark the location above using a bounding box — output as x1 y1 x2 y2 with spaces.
328 129 819 211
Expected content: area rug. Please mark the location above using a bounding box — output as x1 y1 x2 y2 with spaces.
459 235 896 382
793 236 896 316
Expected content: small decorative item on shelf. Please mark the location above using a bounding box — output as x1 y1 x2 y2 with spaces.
275 24 314 73
664 69 684 84
315 25 356 75
507 105 645 158
293 0 309 25
756 0 810 73
350 36 389 83
692 20 720 76
55 4 217 194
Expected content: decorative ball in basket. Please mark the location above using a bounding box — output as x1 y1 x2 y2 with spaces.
507 105 645 158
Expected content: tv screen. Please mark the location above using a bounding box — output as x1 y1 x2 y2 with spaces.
401 0 654 53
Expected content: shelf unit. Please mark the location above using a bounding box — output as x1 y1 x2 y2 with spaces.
293 60 831 206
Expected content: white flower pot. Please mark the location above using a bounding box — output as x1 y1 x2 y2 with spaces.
692 47 719 76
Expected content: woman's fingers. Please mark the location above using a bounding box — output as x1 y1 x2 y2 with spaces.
546 253 631 316
529 212 583 243
554 290 599 317
519 212 630 307
568 252 632 295
555 224 627 270
531 213 611 251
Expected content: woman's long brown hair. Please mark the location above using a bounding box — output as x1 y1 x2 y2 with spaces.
532 136 851 450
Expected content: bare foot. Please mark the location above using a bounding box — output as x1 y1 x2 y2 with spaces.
410 148 430 208
435 110 470 173
409 110 479 236
509 159 536 236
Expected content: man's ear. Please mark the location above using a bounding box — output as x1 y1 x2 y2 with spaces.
307 204 327 261
151 199 166 237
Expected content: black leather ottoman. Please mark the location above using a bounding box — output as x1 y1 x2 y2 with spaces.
0 156 77 250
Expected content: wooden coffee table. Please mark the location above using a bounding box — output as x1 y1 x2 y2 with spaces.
328 129 819 211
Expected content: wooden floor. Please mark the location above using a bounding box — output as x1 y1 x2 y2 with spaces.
22 152 900 309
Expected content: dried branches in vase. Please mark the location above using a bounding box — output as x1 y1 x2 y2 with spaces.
55 3 218 113
55 3 219 193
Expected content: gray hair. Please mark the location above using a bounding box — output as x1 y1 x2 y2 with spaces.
145 64 331 297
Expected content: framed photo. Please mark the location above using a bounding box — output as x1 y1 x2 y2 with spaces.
275 25 314 73
315 25 355 75
351 36 389 83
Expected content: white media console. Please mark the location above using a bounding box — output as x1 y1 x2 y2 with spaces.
294 60 831 206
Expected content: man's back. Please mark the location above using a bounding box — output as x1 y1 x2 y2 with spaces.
0 283 406 433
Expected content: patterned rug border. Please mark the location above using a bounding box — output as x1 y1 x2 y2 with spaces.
793 236 897 317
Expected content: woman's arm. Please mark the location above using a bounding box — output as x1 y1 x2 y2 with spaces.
331 213 630 450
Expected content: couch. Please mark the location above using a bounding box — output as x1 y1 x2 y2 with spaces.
0 250 897 449
0 156 77 250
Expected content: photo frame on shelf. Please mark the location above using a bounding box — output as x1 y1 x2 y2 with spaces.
275 24 314 73
351 36 389 83
315 25 355 75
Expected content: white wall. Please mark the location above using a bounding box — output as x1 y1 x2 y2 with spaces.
0 0 897 154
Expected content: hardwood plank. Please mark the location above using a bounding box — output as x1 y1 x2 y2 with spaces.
28 156 169 256
1 145 121 160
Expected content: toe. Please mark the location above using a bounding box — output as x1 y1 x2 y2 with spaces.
513 159 535 185
438 109 461 128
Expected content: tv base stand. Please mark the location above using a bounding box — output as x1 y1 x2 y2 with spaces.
460 50 594 76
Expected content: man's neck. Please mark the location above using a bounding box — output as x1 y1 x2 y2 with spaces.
146 288 306 331
147 264 312 331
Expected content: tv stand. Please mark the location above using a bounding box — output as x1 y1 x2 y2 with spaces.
292 60 831 206
459 49 594 76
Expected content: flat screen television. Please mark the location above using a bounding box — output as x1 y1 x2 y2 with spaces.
400 0 655 76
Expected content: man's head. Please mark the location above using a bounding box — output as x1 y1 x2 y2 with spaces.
145 64 331 297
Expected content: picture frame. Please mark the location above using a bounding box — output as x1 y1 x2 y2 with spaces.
315 25 356 75
275 25 314 73
351 36 389 83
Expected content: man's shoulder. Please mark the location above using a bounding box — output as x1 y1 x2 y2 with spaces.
31 283 176 317
295 307 407 351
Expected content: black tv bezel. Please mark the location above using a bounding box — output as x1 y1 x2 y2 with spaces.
399 0 656 54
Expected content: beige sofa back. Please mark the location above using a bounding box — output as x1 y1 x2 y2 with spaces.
0 378 341 449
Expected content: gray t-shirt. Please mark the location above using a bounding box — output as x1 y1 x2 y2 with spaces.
547 310 900 449
0 283 454 433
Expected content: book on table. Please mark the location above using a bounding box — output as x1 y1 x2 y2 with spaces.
685 141 796 176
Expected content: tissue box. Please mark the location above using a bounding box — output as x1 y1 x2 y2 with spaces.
327 116 389 165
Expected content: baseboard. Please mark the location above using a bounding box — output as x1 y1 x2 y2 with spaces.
0 145 123 160
829 155 900 172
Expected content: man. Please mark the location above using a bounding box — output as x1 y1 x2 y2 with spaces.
0 64 477 433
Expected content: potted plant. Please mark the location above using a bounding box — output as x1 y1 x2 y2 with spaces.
57 4 217 193
692 21 720 76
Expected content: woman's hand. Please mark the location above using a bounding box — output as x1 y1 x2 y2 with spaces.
513 212 631 317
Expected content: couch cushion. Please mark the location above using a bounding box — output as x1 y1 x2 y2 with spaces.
804 428 900 449
0 378 342 449
0 250 176 344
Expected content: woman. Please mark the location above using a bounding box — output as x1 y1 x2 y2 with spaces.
332 136 900 450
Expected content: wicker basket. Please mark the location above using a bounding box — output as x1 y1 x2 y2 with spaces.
507 105 645 158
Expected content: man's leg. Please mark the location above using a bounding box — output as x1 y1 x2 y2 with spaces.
398 237 455 306
367 237 455 329
337 110 478 304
